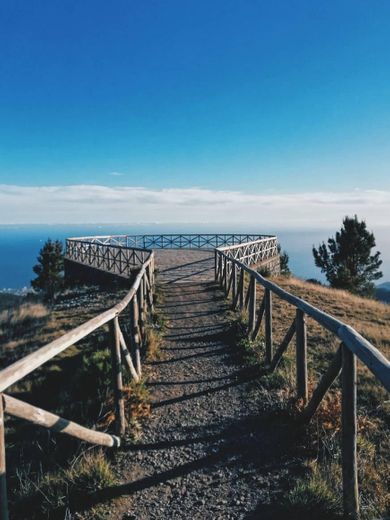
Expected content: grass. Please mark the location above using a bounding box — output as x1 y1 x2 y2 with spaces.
145 308 167 361
285 461 341 519
0 284 155 518
14 450 116 519
228 274 390 519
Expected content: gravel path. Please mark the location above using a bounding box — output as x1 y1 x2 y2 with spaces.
153 249 214 284
106 273 299 520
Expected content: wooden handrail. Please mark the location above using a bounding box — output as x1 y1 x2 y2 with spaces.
216 249 390 392
215 245 390 519
2 394 120 448
0 255 153 393
0 248 156 519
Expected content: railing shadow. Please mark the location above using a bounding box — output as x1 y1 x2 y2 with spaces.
67 411 308 517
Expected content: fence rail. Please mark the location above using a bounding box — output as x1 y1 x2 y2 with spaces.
66 239 150 278
0 251 156 520
218 237 279 267
67 233 277 250
3 232 385 519
215 246 390 519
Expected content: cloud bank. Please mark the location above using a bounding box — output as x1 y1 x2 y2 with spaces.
1 184 389 228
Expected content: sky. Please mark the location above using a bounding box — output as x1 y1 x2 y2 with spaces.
0 0 390 227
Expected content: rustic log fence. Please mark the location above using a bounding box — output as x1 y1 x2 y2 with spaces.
0 250 155 519
215 246 390 519
3 232 387 518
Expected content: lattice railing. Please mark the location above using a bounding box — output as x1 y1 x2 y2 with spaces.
66 239 150 278
67 233 276 250
218 237 279 267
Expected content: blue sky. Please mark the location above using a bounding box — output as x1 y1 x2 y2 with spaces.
0 0 390 225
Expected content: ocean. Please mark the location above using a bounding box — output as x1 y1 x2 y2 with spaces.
1 224 389 292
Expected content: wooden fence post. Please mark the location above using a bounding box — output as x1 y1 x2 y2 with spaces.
265 288 273 363
0 395 9 520
110 319 126 436
224 257 229 294
296 309 308 401
341 344 359 519
239 269 244 310
138 279 146 345
145 266 154 313
248 276 256 334
232 262 237 304
132 295 142 376
221 256 227 291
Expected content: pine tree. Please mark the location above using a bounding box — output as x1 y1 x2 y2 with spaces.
278 244 291 276
312 216 382 296
31 239 64 301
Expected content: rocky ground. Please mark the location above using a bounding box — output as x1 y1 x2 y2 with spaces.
103 278 302 519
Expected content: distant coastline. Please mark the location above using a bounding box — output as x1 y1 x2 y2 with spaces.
1 224 389 293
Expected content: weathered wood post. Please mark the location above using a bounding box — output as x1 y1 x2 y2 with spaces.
341 344 359 519
231 262 237 304
0 395 9 520
295 308 308 401
265 288 273 363
138 278 146 345
239 269 244 310
132 294 142 376
145 266 154 313
223 255 228 294
110 318 126 436
248 276 256 334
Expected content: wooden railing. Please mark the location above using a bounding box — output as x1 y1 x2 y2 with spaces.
67 233 277 250
66 239 150 278
0 251 156 520
215 246 390 519
217 237 278 267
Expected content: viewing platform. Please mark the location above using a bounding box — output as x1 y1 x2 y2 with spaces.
64 233 280 284
1 232 388 520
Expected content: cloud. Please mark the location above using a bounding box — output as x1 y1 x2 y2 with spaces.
0 184 389 229
108 172 124 177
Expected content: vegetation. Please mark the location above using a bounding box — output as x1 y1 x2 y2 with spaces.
31 239 64 301
278 244 291 276
0 284 155 518
230 274 389 519
313 215 382 297
14 451 116 518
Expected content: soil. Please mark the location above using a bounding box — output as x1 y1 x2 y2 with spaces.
104 273 302 519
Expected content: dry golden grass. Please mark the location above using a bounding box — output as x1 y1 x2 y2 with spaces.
272 276 390 354
236 274 390 518
0 287 129 518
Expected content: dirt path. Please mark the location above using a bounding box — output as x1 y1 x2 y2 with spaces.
107 269 298 519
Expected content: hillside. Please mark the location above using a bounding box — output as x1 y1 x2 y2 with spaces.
272 276 390 359
0 277 389 519
242 275 390 519
0 285 130 519
376 282 390 304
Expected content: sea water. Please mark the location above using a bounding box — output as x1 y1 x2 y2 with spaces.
0 224 389 292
